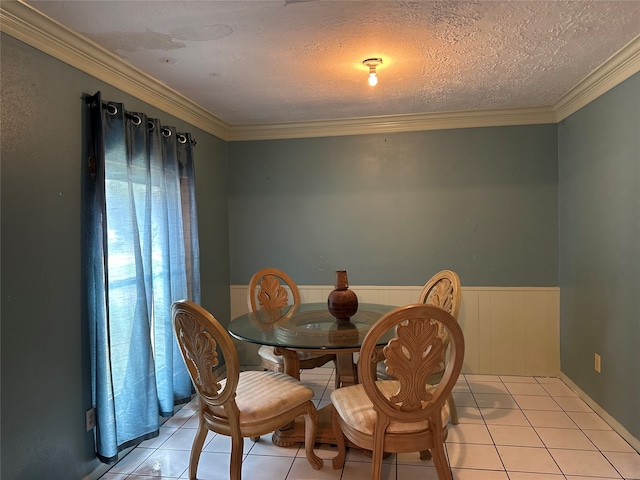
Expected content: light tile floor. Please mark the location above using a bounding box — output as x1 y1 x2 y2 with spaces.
99 368 639 480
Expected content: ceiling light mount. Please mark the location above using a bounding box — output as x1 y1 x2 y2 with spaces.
362 58 383 86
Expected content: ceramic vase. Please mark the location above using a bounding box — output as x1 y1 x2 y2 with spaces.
327 269 358 322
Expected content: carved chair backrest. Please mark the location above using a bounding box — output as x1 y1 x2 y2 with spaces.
247 268 301 313
359 304 465 426
172 301 240 412
418 270 461 349
418 270 461 319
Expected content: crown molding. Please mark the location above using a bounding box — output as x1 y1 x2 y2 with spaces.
554 34 640 121
2 1 637 141
226 107 557 141
0 0 231 140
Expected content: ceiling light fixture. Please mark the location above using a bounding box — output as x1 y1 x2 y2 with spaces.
362 58 383 86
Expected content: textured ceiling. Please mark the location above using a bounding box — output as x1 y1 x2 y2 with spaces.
27 1 640 126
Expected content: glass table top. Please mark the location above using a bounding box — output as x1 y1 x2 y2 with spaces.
228 302 397 350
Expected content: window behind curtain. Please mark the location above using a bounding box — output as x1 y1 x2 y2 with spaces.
86 92 200 463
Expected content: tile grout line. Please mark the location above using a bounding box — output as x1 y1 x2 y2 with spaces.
535 376 628 480
531 376 572 480
100 370 637 480
469 374 512 477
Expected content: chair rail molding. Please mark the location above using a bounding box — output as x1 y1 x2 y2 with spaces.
231 284 560 377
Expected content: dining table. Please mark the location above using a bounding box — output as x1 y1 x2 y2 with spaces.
228 301 397 447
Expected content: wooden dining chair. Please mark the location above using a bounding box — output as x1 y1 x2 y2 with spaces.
375 269 462 425
172 300 323 480
331 304 465 480
248 267 336 379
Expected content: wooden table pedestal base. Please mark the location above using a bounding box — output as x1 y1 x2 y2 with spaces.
270 404 391 460
272 403 337 447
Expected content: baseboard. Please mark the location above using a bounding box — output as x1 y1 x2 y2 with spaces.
82 446 134 480
81 400 195 480
559 372 639 453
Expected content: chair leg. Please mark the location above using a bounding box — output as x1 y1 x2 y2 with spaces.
419 448 432 460
302 402 323 470
229 432 244 480
431 440 453 480
420 394 456 459
331 407 347 469
371 416 390 480
448 393 459 425
189 421 208 480
371 442 385 480
430 416 452 480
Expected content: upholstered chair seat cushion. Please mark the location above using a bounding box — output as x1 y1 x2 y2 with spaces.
330 380 450 435
258 345 324 362
173 301 323 478
210 371 314 425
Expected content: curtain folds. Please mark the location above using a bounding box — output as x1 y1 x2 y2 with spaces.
86 92 200 463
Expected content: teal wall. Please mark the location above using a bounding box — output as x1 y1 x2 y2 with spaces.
2 28 638 479
228 125 558 286
558 73 640 440
1 34 230 479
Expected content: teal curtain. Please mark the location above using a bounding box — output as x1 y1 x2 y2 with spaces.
86 92 200 463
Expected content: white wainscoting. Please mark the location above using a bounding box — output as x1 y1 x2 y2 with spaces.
230 285 560 377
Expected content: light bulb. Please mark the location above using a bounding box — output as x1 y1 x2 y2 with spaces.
363 58 382 87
